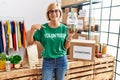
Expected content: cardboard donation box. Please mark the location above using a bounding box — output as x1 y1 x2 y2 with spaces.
73 33 88 40
69 39 95 60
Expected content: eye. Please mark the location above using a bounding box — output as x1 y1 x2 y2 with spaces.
49 9 59 14
55 10 59 13
49 10 54 14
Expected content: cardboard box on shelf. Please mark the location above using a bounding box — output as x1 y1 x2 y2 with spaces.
64 8 78 13
69 39 95 61
62 0 88 7
64 8 70 13
78 9 87 17
62 13 68 24
78 17 95 31
72 32 99 43
73 33 88 40
77 19 84 30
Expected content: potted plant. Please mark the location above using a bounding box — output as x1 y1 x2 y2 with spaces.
6 54 22 71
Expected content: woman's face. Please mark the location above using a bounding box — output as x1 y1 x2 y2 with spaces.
48 7 60 21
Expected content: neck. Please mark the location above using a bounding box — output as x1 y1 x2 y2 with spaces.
49 21 60 28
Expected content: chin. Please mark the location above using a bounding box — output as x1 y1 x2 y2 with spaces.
51 19 58 21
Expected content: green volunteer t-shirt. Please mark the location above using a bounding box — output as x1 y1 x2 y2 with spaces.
33 23 68 58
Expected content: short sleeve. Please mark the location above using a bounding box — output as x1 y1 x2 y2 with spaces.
64 25 68 40
33 30 41 42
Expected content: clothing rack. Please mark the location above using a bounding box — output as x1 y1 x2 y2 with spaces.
0 16 24 22
0 17 27 56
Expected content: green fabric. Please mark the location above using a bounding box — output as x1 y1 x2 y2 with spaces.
33 23 68 58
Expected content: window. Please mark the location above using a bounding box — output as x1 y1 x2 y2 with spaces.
102 8 110 19
118 49 120 61
116 61 120 75
83 0 120 79
109 21 120 33
111 7 120 19
100 32 108 43
112 0 120 6
116 74 120 80
108 34 118 46
107 46 117 57
102 0 111 7
93 9 101 19
101 21 109 32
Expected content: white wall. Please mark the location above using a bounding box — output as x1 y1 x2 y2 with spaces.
0 0 56 31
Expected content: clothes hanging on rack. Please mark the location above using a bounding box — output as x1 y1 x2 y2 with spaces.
0 21 4 53
17 21 22 48
0 20 27 54
21 22 26 48
2 21 6 52
3 23 9 54
10 21 17 50
6 20 13 49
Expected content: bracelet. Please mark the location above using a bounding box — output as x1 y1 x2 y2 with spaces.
66 39 71 42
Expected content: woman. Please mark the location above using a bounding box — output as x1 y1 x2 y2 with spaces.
28 2 74 80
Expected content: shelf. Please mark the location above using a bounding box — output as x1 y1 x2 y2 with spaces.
61 0 101 39
62 1 101 9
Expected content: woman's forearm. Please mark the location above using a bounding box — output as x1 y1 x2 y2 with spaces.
64 40 71 50
28 29 35 45
65 32 74 50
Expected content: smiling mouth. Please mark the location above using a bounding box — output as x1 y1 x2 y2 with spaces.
51 16 58 18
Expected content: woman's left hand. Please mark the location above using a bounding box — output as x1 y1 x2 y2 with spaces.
67 28 77 40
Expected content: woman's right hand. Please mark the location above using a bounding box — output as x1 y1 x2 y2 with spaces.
31 24 42 31
28 24 42 45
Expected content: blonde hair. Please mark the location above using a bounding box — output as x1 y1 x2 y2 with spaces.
46 2 63 20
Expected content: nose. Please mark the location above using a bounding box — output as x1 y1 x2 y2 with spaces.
52 11 56 15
